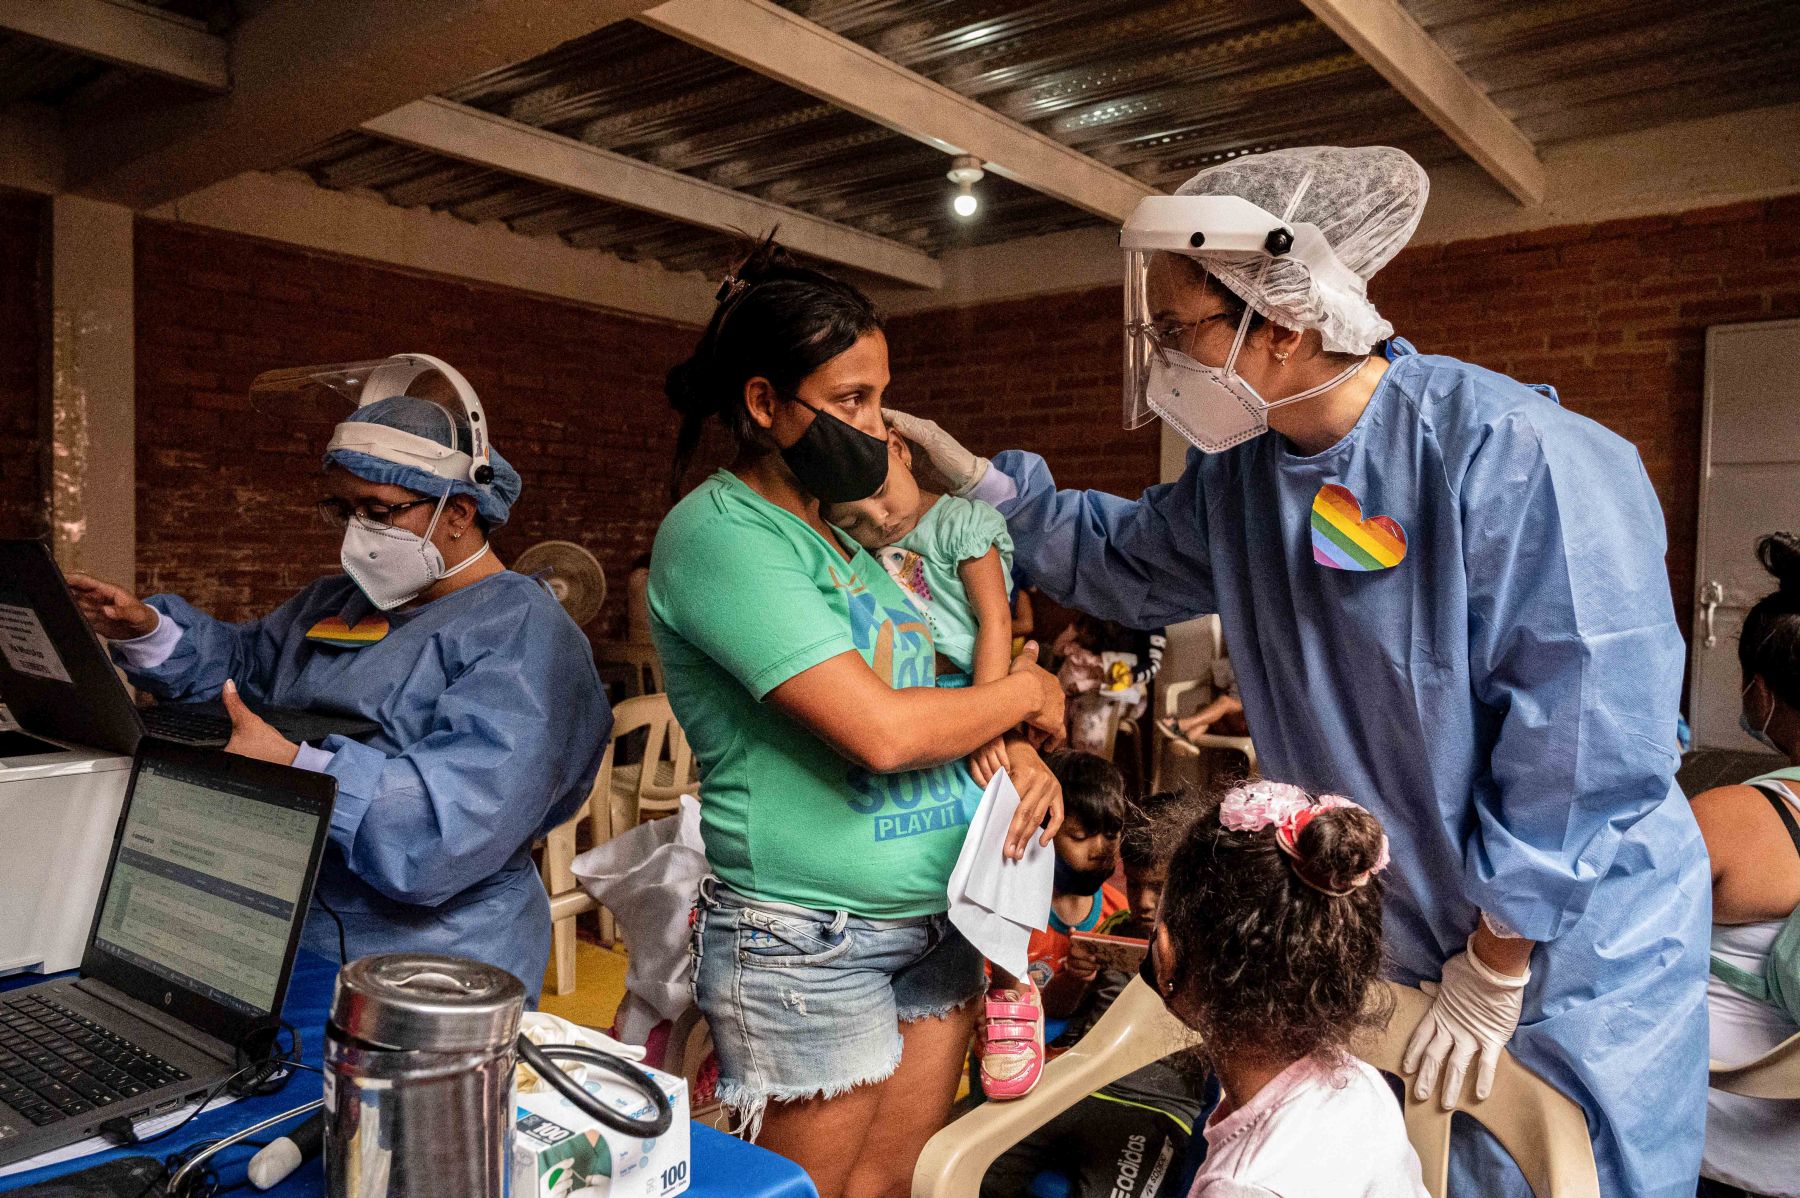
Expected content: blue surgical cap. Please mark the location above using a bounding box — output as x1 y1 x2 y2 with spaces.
323 395 522 526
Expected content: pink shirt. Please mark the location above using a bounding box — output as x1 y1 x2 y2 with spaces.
1190 1052 1428 1198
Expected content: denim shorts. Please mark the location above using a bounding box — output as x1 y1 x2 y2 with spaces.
691 878 984 1134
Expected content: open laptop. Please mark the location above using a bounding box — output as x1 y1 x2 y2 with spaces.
0 739 333 1165
0 539 379 755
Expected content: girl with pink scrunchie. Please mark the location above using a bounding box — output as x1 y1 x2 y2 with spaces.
1150 782 1427 1198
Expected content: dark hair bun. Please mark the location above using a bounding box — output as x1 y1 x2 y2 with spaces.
732 235 803 287
1758 532 1800 596
1296 805 1386 896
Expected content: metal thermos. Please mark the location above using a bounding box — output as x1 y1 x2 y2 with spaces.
323 954 525 1198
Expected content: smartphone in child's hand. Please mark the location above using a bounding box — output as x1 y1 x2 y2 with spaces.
1069 929 1148 973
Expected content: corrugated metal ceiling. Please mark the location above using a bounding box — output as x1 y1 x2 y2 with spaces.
13 0 1799 283
0 0 234 107
1402 0 1800 145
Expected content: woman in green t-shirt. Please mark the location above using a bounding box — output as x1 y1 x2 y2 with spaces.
649 238 1066 1198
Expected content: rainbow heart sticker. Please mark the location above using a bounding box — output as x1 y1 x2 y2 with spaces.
305 614 390 648
1311 483 1406 571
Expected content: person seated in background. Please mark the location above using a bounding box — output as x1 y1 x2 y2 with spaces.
1691 532 1800 1198
1025 751 1128 1020
828 430 1064 1101
1153 781 1424 1198
981 789 1210 1198
1159 652 1249 743
68 369 609 1003
1052 615 1165 754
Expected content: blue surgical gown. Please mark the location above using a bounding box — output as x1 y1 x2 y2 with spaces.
989 340 1709 1196
117 571 609 1003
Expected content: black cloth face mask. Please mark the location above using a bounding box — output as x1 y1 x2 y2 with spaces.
780 398 889 504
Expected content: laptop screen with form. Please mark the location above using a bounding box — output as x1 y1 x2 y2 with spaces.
91 757 322 1016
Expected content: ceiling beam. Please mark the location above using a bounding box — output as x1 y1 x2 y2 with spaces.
61 0 664 210
0 105 64 195
153 170 718 326
0 0 227 91
362 98 943 290
639 0 1155 222
1295 0 1545 205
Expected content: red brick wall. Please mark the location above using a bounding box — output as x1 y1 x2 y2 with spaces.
884 286 1160 501
1374 196 1800 637
0 192 43 539
889 195 1800 644
134 219 705 634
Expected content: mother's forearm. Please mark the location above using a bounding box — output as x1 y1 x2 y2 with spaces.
874 675 1037 772
770 659 1038 775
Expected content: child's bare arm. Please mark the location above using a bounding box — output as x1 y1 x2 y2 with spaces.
958 547 1014 685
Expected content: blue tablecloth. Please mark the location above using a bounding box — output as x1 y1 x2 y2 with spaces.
0 953 815 1198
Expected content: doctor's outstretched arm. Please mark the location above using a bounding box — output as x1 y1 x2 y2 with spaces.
888 411 1216 630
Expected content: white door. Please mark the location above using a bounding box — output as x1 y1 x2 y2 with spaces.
1689 318 1800 749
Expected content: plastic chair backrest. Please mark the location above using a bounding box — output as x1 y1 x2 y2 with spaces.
1710 1027 1800 1098
912 978 1600 1198
604 693 696 827
1150 676 1256 792
1350 983 1599 1198
594 640 664 698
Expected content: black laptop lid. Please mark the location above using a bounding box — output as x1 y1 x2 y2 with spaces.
80 740 335 1047
0 539 144 755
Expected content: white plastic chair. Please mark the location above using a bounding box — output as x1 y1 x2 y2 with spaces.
540 694 698 995
593 639 664 698
912 978 1600 1198
1711 1027 1800 1098
1151 677 1257 792
1150 617 1256 793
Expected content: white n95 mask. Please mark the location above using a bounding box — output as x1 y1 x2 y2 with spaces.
1144 346 1268 454
340 493 488 611
1139 319 1363 454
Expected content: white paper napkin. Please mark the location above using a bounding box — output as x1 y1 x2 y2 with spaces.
946 768 1053 977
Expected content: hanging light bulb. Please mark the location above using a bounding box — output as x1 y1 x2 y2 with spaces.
947 155 984 219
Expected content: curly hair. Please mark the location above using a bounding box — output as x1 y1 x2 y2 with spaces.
1158 785 1390 1063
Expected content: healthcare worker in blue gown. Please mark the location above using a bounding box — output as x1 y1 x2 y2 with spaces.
892 147 1709 1196
68 356 609 1003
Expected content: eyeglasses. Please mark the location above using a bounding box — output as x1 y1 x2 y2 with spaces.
315 496 436 529
1129 312 1235 362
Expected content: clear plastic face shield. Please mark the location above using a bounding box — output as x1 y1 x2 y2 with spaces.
1121 191 1368 453
250 353 494 487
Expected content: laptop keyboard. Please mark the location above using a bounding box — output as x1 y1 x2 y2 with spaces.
140 706 230 745
0 996 188 1127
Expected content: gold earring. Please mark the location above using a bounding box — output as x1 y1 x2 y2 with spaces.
452 532 462 540
1275 351 1291 363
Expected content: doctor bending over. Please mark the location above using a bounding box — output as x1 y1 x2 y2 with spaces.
893 146 1708 1197
70 356 609 1003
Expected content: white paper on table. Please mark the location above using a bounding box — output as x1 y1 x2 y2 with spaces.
946 768 1054 978
0 1093 239 1177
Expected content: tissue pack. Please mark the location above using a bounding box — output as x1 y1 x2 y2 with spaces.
512 1063 690 1198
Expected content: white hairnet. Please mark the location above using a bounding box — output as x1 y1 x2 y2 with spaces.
1175 146 1428 354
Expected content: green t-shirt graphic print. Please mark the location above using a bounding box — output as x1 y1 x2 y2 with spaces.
649 471 981 917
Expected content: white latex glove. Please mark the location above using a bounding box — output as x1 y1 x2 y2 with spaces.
1400 934 1529 1110
884 409 990 496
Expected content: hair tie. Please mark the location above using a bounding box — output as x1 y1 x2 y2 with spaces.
715 274 749 305
1219 784 1389 898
